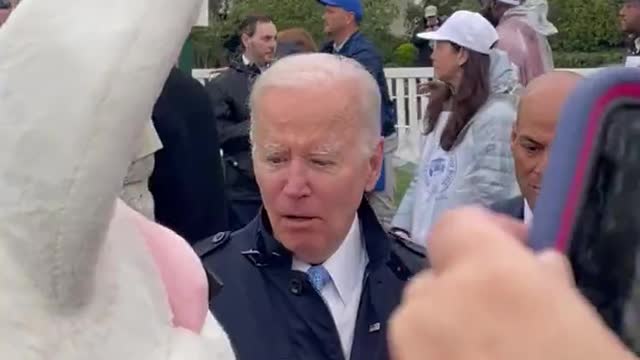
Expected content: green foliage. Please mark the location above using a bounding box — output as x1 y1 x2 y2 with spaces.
553 50 624 68
451 0 480 12
420 0 457 15
404 3 424 36
391 43 419 67
191 0 399 68
191 0 627 68
548 0 623 52
373 32 407 65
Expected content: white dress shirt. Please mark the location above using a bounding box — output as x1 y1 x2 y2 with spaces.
333 33 354 53
524 198 533 225
242 54 266 72
292 214 368 359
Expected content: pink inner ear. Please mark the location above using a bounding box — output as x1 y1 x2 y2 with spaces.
120 202 208 332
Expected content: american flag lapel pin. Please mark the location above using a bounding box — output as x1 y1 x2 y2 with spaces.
368 322 381 333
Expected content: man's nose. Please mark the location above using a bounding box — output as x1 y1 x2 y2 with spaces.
282 160 311 198
533 151 550 175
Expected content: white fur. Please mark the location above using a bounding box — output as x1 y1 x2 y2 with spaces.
0 0 235 358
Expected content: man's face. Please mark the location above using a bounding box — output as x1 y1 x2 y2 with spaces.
252 84 383 264
322 6 352 36
620 1 640 34
242 21 277 65
511 98 560 209
425 16 439 28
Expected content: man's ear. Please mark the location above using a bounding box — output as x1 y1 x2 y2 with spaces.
346 11 356 26
241 33 251 50
365 138 384 192
511 122 518 150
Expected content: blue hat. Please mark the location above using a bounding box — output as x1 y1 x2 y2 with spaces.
317 0 363 22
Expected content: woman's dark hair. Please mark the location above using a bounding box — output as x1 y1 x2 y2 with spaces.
277 28 318 53
425 42 491 151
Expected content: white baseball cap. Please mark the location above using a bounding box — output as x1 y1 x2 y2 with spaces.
417 10 498 55
424 5 437 17
497 0 521 5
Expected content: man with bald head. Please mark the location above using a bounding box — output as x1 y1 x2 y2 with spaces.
491 71 582 221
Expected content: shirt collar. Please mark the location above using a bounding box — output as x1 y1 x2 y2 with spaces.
242 54 266 72
333 32 355 53
523 198 533 225
292 213 367 304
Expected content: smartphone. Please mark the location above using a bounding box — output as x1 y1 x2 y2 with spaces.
529 67 640 353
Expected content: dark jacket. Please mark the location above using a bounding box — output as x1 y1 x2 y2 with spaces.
196 199 426 360
409 17 445 67
320 32 396 137
205 57 262 201
626 34 640 57
149 67 227 244
411 33 433 67
489 196 524 220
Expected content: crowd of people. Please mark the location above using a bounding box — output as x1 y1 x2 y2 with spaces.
3 0 640 359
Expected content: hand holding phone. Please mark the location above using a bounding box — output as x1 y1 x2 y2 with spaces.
529 67 640 353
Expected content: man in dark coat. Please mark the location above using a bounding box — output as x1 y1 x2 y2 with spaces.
197 53 425 360
149 67 227 244
205 14 277 231
410 5 442 67
490 71 581 221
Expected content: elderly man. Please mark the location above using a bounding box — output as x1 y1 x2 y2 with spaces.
491 71 582 221
481 0 557 85
198 53 425 360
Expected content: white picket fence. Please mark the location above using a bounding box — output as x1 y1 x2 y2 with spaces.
193 67 600 164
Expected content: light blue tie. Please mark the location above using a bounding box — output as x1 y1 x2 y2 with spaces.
307 265 331 292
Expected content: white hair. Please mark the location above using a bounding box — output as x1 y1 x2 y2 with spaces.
249 53 381 155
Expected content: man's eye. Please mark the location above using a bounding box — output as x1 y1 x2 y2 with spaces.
311 159 334 167
523 144 539 154
266 156 286 165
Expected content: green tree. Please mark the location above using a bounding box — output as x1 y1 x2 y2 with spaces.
390 43 419 66
548 0 622 52
191 0 399 67
453 0 480 12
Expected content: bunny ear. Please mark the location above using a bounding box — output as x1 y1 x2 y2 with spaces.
0 0 202 308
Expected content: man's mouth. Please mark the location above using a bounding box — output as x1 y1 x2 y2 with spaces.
283 215 316 223
283 215 316 221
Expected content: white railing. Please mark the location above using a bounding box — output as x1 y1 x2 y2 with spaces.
193 67 600 164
